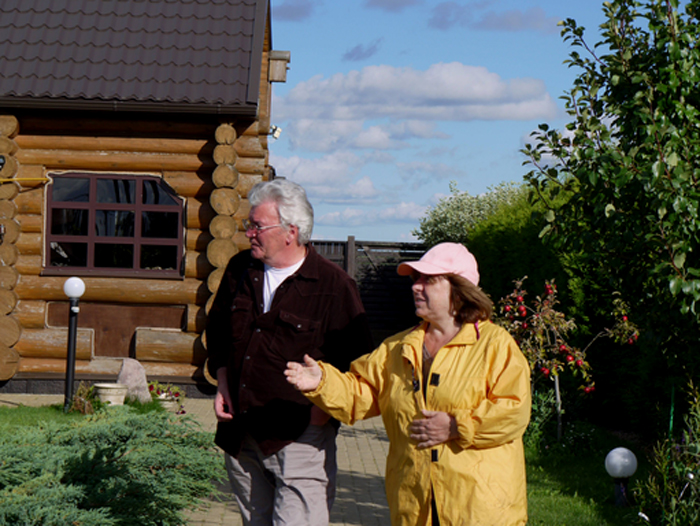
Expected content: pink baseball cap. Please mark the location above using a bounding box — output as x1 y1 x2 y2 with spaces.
397 242 480 286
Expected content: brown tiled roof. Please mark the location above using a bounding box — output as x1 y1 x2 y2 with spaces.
0 0 268 115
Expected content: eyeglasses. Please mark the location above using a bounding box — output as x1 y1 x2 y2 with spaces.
242 219 283 233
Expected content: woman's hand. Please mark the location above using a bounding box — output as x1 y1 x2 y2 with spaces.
409 409 458 448
285 354 323 392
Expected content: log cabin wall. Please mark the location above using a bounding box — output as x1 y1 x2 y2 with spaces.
0 103 271 384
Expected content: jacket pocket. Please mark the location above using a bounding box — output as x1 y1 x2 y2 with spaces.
270 310 321 362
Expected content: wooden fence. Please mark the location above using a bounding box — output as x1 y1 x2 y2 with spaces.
311 237 426 343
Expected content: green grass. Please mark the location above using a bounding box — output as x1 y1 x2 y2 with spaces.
526 420 648 525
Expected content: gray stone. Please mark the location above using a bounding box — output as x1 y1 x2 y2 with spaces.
117 358 152 404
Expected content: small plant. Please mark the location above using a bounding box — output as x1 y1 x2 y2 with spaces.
635 384 700 525
68 382 103 415
148 380 187 414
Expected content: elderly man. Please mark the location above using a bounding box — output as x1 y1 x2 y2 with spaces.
206 178 373 526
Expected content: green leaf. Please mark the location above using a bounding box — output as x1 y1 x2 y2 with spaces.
674 252 687 269
605 204 616 217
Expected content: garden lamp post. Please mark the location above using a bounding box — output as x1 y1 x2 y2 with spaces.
63 277 85 412
605 447 638 507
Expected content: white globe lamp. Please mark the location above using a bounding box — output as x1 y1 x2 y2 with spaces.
605 447 637 506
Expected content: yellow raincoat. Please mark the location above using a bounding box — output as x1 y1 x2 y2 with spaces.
306 320 531 526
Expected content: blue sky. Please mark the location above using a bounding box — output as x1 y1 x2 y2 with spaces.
268 0 608 242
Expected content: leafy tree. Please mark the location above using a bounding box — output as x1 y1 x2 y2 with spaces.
413 181 527 247
522 0 700 319
413 181 570 304
522 0 700 424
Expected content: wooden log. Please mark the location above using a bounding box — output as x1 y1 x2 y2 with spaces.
186 304 207 333
16 214 42 233
0 116 19 138
215 123 237 145
17 116 216 138
0 315 21 346
185 229 213 251
0 289 17 315
0 199 17 220
0 244 18 266
205 293 216 315
14 135 213 155
14 327 93 359
210 188 240 216
134 328 206 364
233 231 250 249
212 164 239 189
14 356 197 377
162 171 214 198
234 135 266 158
241 121 259 137
0 343 19 381
206 238 238 269
0 182 20 200
15 254 42 275
15 275 210 305
14 188 42 214
186 197 216 230
16 165 46 188
0 137 18 156
0 265 19 290
207 266 225 295
0 156 18 179
16 232 41 255
236 174 263 199
209 214 238 239
233 200 252 221
0 219 20 244
13 300 46 329
213 144 237 165
235 156 265 175
185 251 214 279
15 149 214 172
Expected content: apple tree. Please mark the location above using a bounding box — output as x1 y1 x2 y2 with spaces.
522 0 700 379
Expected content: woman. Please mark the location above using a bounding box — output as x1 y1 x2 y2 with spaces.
285 242 531 526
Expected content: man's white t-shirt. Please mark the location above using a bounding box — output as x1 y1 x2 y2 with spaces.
263 257 305 313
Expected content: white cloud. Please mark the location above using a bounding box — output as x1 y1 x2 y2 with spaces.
270 152 379 204
317 201 427 227
274 62 558 123
428 3 560 34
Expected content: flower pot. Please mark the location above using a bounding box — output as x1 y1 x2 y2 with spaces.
159 398 180 412
94 383 128 406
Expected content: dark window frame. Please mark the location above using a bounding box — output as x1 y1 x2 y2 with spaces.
43 172 185 279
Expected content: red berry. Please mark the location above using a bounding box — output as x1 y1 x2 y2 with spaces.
517 296 524 303
628 338 634 345
541 367 550 376
584 387 592 394
504 305 512 312
622 315 628 321
559 344 567 352
566 355 574 362
576 359 583 367
522 322 528 329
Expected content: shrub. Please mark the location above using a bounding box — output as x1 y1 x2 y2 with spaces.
635 385 700 525
0 407 224 526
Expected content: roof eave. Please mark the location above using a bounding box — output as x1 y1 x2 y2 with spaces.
0 96 260 117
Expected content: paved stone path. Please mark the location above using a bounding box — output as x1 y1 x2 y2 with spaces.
0 393 391 525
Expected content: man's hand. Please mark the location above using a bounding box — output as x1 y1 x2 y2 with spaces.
409 410 458 449
214 367 234 422
285 354 323 392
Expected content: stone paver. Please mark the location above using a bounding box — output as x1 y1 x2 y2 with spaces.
0 393 391 526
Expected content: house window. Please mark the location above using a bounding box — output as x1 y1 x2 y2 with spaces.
45 172 185 278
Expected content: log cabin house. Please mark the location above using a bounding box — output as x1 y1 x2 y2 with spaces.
0 0 290 392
